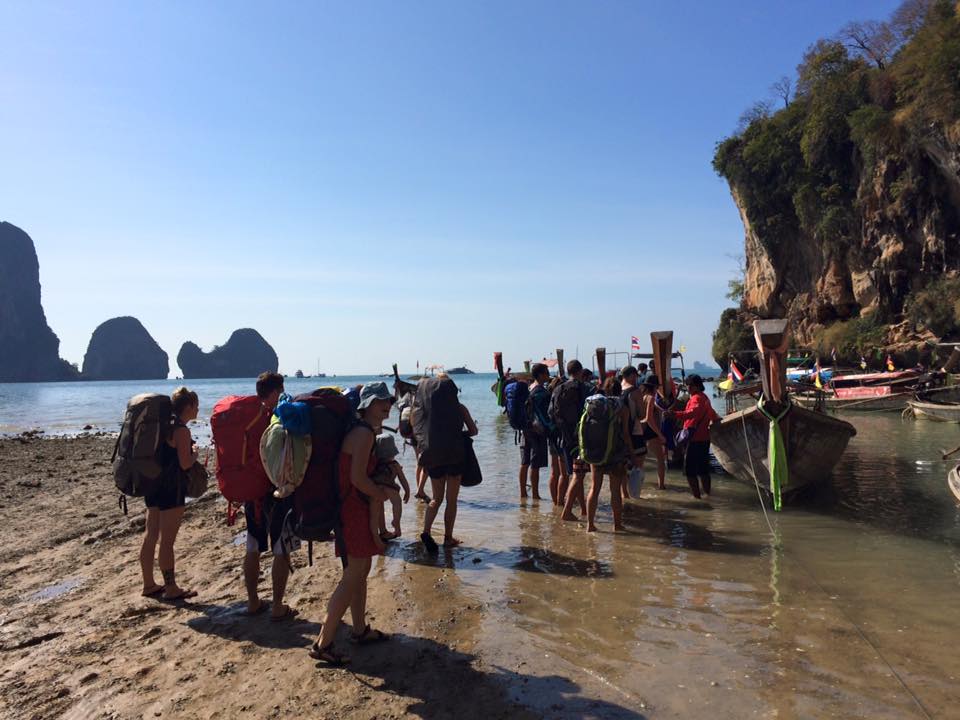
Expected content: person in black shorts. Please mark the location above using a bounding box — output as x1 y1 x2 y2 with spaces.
519 363 552 500
242 371 299 620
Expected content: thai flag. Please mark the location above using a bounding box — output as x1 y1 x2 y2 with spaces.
631 336 641 351
730 360 745 382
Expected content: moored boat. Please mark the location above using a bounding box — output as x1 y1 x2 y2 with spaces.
710 320 857 505
793 369 924 412
907 399 960 422
949 466 960 503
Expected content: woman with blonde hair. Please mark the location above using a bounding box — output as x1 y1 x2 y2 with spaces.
139 387 199 600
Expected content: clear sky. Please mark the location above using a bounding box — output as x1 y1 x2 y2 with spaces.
1 0 901 376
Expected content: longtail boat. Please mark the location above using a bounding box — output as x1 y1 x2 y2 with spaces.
792 369 925 412
595 347 607 383
392 363 418 400
710 320 857 506
556 348 565 380
907 398 960 422
650 331 677 404
949 466 960 503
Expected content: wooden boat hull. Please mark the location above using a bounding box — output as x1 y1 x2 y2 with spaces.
916 385 960 404
908 400 960 422
711 403 856 500
949 466 960 503
793 392 910 412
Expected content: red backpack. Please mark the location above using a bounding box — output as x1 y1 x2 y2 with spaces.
211 395 271 524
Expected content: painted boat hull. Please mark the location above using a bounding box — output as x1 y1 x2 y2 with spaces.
711 403 856 501
793 392 911 412
949 466 960 503
908 400 960 422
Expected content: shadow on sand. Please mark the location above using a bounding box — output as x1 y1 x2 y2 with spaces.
184 601 321 649
340 631 647 720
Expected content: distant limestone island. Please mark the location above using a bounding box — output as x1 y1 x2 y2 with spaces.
177 329 279 379
0 220 282 383
82 317 169 381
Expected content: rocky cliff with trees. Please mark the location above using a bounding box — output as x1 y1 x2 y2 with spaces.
712 0 960 368
0 222 78 382
81 317 169 381
177 328 279 379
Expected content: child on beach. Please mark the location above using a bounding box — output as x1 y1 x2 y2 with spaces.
370 434 410 546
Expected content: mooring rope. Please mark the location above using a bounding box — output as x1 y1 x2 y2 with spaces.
737 410 933 720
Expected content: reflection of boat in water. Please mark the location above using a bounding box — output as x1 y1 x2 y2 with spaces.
949 466 960 503
710 320 857 505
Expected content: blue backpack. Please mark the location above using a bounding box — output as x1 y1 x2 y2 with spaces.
504 380 531 431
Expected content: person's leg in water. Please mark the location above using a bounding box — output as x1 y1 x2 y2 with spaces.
586 466 604 532
422 476 447 546
158 506 194 599
139 507 162 595
648 437 666 489
414 456 430 502
560 448 584 520
442 476 462 547
699 472 711 497
548 452 560 504
519 463 529 499
610 466 626 531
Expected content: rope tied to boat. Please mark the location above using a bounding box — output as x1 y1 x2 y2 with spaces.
756 397 791 512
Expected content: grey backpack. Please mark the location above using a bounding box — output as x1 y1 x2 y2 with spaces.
112 393 173 511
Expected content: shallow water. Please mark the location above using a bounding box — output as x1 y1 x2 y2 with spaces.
3 374 959 717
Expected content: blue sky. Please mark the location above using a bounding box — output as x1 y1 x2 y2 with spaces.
1 0 901 376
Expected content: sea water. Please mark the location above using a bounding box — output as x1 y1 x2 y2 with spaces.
2 374 959 717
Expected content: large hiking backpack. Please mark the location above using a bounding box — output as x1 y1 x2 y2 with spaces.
397 391 415 439
211 395 271 523
504 380 530 432
291 388 358 561
578 395 624 466
550 379 586 449
112 393 173 513
412 376 464 469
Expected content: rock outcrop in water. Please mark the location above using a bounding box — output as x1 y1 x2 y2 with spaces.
711 3 960 367
0 222 77 382
81 317 169 380
176 329 279 379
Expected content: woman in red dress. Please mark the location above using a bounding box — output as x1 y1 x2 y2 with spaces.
310 382 394 666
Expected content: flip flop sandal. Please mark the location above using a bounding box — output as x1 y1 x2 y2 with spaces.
379 532 399 542
162 589 198 601
141 586 165 598
350 624 389 645
420 533 439 554
442 537 462 548
309 642 349 666
270 606 299 622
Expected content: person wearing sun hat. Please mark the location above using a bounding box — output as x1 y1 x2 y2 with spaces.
310 381 395 666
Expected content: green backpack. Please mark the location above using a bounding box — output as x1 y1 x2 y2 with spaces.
577 395 623 466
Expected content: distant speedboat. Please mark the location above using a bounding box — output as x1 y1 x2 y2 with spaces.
447 366 474 375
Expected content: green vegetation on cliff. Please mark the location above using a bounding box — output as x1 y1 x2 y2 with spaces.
712 0 960 356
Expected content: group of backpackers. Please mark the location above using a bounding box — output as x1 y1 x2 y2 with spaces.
114 370 479 666
504 359 719 532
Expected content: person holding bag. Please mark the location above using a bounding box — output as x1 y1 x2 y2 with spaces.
668 375 720 499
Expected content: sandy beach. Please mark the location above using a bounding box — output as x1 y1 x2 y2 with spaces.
0 434 544 720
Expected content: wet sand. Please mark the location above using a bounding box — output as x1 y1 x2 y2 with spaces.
1 432 957 719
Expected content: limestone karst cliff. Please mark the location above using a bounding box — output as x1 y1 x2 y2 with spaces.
177 329 279 379
0 222 77 382
81 317 169 380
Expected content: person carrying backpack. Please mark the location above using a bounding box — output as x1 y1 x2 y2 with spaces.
240 371 299 620
309 382 395 666
139 387 199 601
619 365 647 499
412 374 479 553
554 360 590 522
518 363 552 500
546 375 569 506
582 380 637 533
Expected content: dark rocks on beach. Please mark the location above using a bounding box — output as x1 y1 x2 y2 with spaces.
176 328 279 379
81 316 169 381
0 222 78 382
